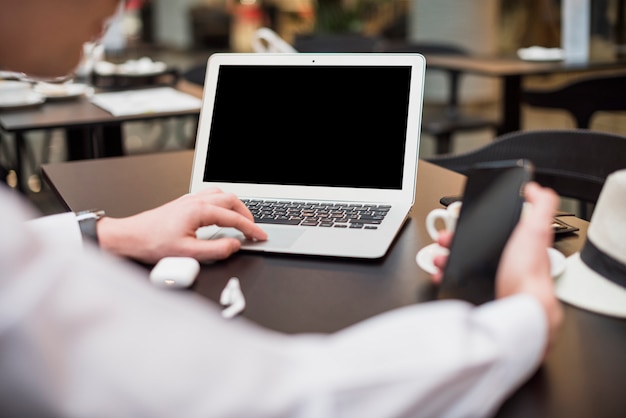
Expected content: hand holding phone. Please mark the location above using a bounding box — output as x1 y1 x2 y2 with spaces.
437 159 534 305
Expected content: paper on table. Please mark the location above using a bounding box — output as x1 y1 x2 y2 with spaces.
89 87 202 116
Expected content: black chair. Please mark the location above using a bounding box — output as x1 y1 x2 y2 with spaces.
180 64 207 88
0 164 8 186
425 129 626 220
189 4 231 50
523 72 626 128
382 41 499 155
0 133 9 185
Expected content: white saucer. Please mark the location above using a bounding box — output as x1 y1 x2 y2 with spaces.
34 82 91 100
416 243 449 275
416 243 566 278
0 91 45 109
517 46 564 61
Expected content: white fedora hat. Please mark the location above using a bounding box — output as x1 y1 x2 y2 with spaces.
555 169 626 318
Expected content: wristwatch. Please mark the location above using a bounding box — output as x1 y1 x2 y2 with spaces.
75 209 106 246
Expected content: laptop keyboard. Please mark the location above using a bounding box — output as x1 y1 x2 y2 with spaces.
242 199 390 230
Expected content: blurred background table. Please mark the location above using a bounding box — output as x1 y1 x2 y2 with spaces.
425 54 626 135
0 86 200 192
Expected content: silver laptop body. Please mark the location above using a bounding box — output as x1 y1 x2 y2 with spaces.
190 52 425 259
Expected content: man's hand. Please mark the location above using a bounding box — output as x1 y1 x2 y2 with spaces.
431 182 563 351
496 182 563 351
97 188 267 263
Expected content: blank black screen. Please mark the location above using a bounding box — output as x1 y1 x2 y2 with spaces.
202 65 412 189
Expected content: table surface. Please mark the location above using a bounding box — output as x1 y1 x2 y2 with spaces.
425 54 626 77
0 90 200 133
42 150 626 418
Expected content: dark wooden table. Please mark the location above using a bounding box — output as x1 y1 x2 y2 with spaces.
425 54 626 135
0 90 200 191
42 150 625 418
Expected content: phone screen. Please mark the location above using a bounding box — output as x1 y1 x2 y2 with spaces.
438 159 534 305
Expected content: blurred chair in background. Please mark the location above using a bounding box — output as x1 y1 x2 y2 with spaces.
523 72 626 129
177 64 207 99
189 3 232 50
0 162 7 185
425 129 626 220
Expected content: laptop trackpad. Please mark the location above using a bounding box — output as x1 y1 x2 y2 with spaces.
196 225 304 249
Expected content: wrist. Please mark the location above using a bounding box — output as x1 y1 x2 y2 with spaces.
97 216 146 260
75 209 106 246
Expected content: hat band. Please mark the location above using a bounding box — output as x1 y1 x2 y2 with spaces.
580 240 626 289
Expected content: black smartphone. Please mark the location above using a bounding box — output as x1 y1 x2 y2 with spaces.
438 159 534 305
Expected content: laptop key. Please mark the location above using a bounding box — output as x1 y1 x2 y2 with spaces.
255 218 302 225
301 221 320 226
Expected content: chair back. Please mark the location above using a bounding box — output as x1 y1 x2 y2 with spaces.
426 129 626 212
523 72 626 128
0 164 7 186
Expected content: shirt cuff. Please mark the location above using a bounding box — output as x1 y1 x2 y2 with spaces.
477 294 548 386
24 212 84 251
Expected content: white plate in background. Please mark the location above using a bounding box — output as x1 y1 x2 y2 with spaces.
0 91 45 109
34 82 91 100
517 46 564 61
94 58 168 77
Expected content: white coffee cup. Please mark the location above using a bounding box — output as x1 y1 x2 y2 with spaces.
425 201 462 242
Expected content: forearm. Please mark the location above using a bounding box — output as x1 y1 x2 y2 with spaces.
311 295 547 418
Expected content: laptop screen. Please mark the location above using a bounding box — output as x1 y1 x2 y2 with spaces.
202 65 412 190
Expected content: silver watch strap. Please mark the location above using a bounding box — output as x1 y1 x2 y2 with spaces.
76 209 105 246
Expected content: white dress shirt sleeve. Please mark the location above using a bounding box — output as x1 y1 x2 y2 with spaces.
24 212 83 250
0 186 547 418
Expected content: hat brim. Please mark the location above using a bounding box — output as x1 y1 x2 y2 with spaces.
555 253 626 318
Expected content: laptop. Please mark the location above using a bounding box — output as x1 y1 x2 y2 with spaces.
190 52 426 259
